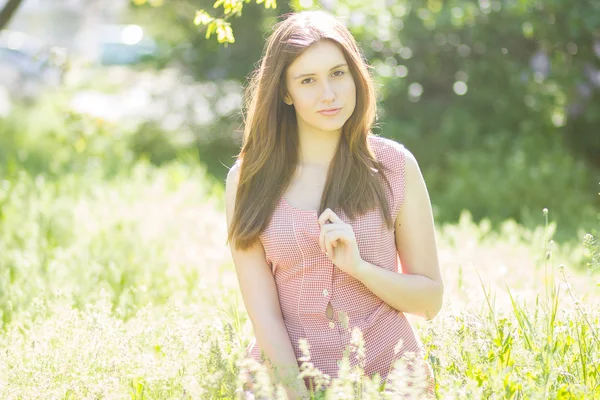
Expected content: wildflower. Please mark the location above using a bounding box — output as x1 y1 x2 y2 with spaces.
384 352 433 399
298 338 331 393
394 339 404 355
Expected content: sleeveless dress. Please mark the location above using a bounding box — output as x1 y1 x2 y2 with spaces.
243 135 434 395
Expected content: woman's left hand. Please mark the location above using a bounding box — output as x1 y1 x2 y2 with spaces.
318 208 364 278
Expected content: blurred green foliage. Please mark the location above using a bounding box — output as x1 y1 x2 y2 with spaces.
0 93 134 180
128 0 291 79
131 0 277 45
353 0 600 238
0 153 221 327
583 191 600 272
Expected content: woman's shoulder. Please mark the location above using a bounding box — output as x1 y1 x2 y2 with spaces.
367 134 409 171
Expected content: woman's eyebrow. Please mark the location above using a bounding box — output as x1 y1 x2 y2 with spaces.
294 63 348 79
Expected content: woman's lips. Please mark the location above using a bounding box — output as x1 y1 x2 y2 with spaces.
318 108 341 116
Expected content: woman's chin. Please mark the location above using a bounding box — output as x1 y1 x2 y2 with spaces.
314 119 349 133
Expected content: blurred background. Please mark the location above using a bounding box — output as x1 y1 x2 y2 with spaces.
1 0 598 241
1 1 599 397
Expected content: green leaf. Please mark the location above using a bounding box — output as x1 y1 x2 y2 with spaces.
194 10 213 26
205 21 217 39
216 21 235 44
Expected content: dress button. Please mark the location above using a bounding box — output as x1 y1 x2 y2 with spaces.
329 321 335 328
322 289 329 297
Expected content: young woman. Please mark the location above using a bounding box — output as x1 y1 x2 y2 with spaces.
225 10 442 399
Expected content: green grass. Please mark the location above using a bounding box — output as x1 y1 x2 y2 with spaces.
0 158 598 399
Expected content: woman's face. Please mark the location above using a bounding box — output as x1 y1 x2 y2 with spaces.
283 40 357 136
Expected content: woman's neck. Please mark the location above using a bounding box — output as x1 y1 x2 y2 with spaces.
297 128 342 166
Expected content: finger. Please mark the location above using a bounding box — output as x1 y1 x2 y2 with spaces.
331 240 340 254
326 211 344 225
325 230 350 253
319 223 346 253
326 237 334 256
320 223 333 253
325 233 340 256
318 208 332 228
318 208 344 227
322 226 346 255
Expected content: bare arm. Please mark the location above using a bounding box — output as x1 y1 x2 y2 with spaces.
225 163 309 398
353 148 443 320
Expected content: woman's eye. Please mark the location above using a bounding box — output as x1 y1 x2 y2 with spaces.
301 71 344 84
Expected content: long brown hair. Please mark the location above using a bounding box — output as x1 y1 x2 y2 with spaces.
227 10 395 251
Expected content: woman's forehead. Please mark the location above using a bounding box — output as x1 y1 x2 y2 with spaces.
287 41 347 78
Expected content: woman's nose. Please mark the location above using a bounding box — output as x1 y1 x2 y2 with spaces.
321 81 335 102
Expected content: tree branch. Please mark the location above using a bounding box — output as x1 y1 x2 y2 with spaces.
0 0 24 31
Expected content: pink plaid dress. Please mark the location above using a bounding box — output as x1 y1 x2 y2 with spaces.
244 135 434 394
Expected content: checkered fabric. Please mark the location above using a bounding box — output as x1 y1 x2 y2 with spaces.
244 135 434 394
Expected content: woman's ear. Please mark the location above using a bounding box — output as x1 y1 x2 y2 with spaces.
280 84 293 105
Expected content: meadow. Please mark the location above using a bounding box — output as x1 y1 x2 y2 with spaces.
0 154 597 400
1 0 599 396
